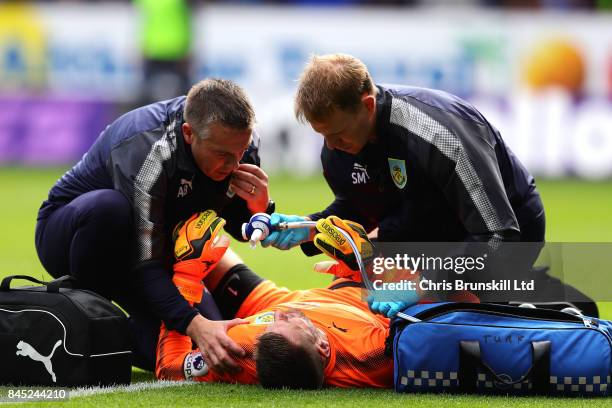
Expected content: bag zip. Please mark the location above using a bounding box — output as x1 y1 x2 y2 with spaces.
422 309 585 326
411 303 585 323
395 309 612 352
416 309 612 343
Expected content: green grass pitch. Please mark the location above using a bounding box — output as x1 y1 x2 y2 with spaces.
1 167 612 407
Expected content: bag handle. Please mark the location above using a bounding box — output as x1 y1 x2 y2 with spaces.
47 275 77 293
0 275 48 291
458 340 550 393
0 274 77 293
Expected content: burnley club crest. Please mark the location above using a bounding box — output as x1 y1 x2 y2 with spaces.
388 158 407 189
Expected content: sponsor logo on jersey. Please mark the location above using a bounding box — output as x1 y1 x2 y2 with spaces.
351 163 370 184
332 322 348 333
177 177 193 198
388 158 407 189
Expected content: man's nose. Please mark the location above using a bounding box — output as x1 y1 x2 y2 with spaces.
225 156 240 172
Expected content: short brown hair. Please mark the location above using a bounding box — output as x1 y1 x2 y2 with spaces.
295 53 374 123
184 78 255 138
255 332 325 390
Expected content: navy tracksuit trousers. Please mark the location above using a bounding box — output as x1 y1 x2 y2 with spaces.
35 189 221 371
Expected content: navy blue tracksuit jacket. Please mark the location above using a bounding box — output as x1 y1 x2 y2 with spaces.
37 97 259 332
305 84 544 253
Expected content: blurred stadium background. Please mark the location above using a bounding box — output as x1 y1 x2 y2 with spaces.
2 0 611 281
0 0 612 287
1 0 612 405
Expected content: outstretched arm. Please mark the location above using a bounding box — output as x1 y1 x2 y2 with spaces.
164 211 248 375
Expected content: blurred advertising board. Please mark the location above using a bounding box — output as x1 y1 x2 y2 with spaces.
0 96 114 165
1 3 611 178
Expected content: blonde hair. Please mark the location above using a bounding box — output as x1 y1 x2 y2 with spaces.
295 54 374 123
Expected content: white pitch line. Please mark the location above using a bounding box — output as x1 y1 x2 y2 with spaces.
70 380 198 398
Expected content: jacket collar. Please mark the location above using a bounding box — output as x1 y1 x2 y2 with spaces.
175 117 198 173
374 84 393 148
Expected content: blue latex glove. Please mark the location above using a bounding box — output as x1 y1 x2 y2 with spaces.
368 301 410 318
261 213 310 250
367 290 419 318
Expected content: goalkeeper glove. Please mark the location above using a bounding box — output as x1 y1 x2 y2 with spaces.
313 216 375 271
313 260 362 282
172 210 229 304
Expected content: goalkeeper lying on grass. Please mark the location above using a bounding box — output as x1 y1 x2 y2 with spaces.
157 210 403 389
158 211 476 388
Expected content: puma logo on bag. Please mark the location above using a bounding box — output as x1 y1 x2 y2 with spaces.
16 339 62 383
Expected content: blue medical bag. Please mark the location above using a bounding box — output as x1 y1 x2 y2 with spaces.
391 303 612 396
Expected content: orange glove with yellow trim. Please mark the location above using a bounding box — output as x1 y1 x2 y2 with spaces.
313 216 375 272
172 210 229 304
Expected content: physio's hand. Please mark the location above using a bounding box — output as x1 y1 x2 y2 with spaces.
261 213 311 250
230 164 270 213
172 210 230 303
313 216 375 271
186 314 247 375
367 297 418 318
367 266 420 318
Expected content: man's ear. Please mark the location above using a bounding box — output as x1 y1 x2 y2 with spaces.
183 122 194 145
316 336 331 359
362 94 376 115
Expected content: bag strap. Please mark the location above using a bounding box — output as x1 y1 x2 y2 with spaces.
47 275 77 293
0 274 77 293
458 340 550 393
531 341 552 393
0 275 48 291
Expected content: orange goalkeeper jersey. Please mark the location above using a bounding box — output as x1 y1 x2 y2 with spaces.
156 279 393 388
